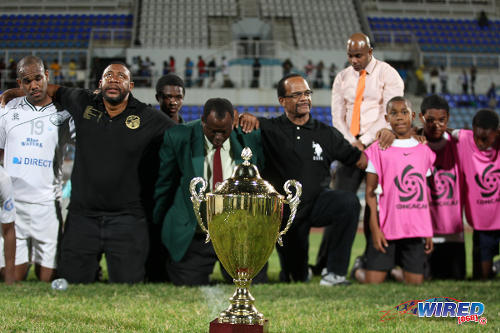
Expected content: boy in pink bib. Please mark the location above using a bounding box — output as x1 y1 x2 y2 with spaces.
357 96 434 284
454 109 500 279
419 95 465 280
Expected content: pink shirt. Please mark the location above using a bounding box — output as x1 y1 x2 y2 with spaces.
331 56 404 146
365 140 435 240
456 130 500 231
427 134 463 234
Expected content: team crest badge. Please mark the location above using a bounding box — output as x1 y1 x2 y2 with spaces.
125 115 140 129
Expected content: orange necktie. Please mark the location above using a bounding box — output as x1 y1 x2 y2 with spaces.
350 69 366 137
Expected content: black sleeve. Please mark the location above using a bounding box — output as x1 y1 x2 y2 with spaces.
54 87 93 117
327 126 362 166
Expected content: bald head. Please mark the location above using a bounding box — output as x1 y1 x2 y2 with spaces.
17 55 45 78
346 33 373 71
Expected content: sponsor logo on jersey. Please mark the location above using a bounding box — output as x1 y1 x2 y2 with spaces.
21 137 43 148
428 167 456 200
474 164 500 198
125 115 140 129
394 165 425 204
83 106 103 122
12 156 52 168
312 141 323 161
12 112 19 121
3 198 14 211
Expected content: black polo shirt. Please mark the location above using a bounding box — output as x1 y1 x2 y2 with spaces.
55 87 175 217
259 114 361 212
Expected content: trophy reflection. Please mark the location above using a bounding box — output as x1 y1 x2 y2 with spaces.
190 147 301 332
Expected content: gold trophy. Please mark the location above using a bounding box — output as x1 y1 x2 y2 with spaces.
190 147 302 333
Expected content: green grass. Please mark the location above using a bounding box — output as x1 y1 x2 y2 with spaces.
0 232 498 332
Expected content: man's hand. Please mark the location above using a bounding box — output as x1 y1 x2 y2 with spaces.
351 140 365 151
0 88 24 107
237 112 260 133
424 237 433 255
412 135 427 144
372 228 388 254
376 128 395 150
356 151 368 170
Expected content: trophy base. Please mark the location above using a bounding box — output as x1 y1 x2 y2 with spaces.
209 319 269 333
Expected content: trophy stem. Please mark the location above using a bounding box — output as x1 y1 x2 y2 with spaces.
217 278 265 325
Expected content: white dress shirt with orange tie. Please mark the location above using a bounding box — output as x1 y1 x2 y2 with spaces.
331 56 404 146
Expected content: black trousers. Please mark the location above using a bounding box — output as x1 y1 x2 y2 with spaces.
277 188 360 282
58 212 149 284
315 163 366 272
167 233 268 286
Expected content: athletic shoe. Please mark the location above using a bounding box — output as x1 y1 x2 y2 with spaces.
320 271 351 286
493 259 500 275
349 255 365 280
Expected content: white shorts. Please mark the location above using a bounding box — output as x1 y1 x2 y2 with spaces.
0 201 61 269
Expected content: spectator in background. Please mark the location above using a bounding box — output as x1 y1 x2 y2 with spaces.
196 56 206 87
7 59 16 89
415 65 426 96
486 83 497 108
282 58 293 77
477 10 490 29
314 60 324 89
68 59 77 86
470 65 477 95
429 67 439 94
162 61 170 75
459 69 469 95
185 57 194 88
169 56 176 74
251 58 261 88
207 58 216 87
439 65 448 94
221 56 233 88
0 58 5 90
304 60 314 80
50 59 62 84
328 63 337 88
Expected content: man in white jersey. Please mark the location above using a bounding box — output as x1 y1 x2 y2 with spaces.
0 56 72 282
0 166 16 284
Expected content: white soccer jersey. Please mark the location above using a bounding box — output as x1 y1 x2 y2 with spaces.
0 165 16 223
0 97 73 204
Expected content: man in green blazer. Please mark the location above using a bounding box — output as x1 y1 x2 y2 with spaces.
153 98 266 286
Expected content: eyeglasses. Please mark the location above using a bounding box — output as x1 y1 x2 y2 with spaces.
283 90 313 99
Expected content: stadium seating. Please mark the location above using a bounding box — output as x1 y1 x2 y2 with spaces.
0 14 133 49
368 17 500 54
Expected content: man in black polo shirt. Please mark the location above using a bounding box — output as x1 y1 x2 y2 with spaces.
246 74 367 285
1 62 176 283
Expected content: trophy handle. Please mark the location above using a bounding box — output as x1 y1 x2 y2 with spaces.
189 177 211 243
277 179 302 246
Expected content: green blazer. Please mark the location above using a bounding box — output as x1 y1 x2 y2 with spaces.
153 119 264 262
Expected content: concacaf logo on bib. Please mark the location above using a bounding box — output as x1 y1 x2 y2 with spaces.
125 115 140 129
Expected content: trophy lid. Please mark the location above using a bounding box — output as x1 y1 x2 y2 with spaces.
212 147 281 196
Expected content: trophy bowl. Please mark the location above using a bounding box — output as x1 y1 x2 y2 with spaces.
190 147 301 330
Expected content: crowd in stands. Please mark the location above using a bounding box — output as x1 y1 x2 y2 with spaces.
0 32 498 287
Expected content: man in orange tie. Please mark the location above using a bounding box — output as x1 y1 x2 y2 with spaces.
313 33 404 276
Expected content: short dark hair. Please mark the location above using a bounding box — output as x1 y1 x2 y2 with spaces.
386 96 412 112
16 55 45 78
277 73 303 98
155 74 185 96
472 109 499 130
101 61 131 78
202 98 234 122
420 94 449 115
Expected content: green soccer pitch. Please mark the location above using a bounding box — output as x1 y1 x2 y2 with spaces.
0 231 498 332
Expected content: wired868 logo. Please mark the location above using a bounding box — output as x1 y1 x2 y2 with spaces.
380 297 487 325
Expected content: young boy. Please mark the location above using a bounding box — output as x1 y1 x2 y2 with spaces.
454 109 500 279
357 96 434 284
419 95 465 280
0 166 16 284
